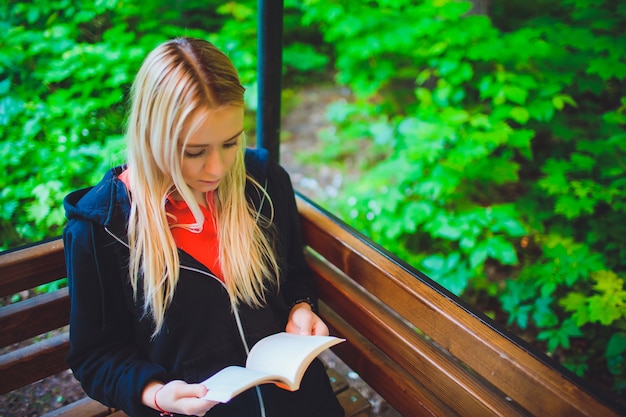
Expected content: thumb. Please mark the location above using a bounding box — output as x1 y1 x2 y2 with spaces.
297 313 315 335
299 323 313 335
181 383 209 398
166 380 208 400
311 318 329 336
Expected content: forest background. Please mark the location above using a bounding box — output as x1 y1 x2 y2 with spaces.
1 0 625 408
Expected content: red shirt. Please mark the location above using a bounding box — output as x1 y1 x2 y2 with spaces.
118 170 224 281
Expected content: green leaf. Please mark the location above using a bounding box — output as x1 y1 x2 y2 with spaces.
416 68 432 85
552 94 577 110
554 195 584 219
25 201 50 223
469 244 488 269
587 57 626 80
537 319 583 353
606 333 626 358
438 261 471 296
503 85 528 105
404 201 434 227
593 271 625 294
532 296 558 328
540 281 558 298
508 129 534 159
526 99 555 122
426 213 462 240
588 295 622 325
570 153 596 172
486 236 518 265
509 106 529 124
559 292 587 313
422 254 445 272
283 42 329 72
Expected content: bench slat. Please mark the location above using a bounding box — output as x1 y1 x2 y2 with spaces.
0 238 66 298
309 250 528 417
320 302 458 417
0 332 70 394
0 287 70 348
297 196 621 417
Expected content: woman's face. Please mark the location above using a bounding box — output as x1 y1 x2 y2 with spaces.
179 106 244 205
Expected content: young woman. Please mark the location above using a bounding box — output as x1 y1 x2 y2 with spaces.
63 37 344 417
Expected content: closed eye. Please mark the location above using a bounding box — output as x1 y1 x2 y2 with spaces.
184 149 206 158
223 139 239 149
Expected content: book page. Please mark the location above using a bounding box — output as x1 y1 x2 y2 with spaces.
200 333 344 403
201 366 284 403
246 333 343 390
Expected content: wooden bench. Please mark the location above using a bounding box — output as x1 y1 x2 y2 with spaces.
0 194 623 417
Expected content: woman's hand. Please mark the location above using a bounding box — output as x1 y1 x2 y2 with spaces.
143 380 219 416
286 302 329 336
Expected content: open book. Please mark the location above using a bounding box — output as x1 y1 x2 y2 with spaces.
200 332 344 403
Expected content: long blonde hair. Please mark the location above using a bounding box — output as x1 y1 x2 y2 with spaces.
125 37 279 336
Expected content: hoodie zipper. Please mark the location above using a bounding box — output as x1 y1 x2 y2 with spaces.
105 227 268 417
105 177 270 416
181 264 268 417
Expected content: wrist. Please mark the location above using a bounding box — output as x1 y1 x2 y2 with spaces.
154 385 173 417
288 297 316 313
143 381 173 416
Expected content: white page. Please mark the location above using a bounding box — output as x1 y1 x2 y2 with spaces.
246 333 341 385
201 366 280 402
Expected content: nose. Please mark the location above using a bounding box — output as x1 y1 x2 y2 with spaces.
203 148 225 177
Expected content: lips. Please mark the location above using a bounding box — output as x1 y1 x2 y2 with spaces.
200 179 220 187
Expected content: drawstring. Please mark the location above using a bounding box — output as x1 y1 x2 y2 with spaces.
232 303 267 417
91 223 108 331
249 179 269 417
254 179 269 224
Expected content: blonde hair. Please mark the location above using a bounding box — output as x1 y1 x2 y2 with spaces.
125 37 279 336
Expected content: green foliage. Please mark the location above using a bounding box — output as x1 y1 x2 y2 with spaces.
561 271 626 327
1 0 167 248
0 1 252 249
298 0 626 397
0 0 334 251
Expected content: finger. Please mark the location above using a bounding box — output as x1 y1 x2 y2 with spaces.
175 397 219 416
296 320 313 335
171 381 208 399
312 318 329 336
295 310 315 335
188 383 209 398
195 400 220 416
286 307 311 335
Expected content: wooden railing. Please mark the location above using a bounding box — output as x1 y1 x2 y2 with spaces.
0 195 623 417
297 195 622 417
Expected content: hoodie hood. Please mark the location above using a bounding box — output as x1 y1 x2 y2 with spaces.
63 165 130 236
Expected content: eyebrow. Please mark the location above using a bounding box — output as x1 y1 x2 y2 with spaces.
184 129 244 148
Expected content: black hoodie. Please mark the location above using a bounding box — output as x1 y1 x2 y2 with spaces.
62 148 344 417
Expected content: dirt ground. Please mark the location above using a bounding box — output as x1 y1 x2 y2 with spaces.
280 85 352 202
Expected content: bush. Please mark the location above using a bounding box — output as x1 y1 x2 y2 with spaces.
0 0 332 250
298 0 626 398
